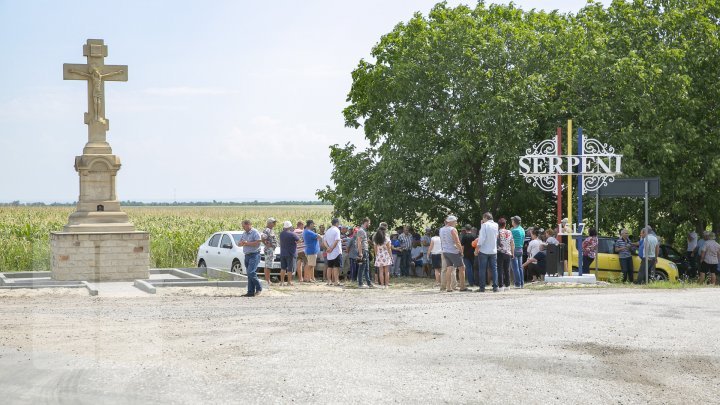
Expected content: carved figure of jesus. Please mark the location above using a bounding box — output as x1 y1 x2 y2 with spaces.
69 66 125 124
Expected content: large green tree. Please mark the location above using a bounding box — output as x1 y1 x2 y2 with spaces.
320 0 720 241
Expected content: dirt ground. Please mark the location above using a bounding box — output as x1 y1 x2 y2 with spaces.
1 281 719 404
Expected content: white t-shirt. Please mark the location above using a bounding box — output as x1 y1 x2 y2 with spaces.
687 232 698 252
527 239 542 259
430 236 443 254
323 226 342 260
411 246 423 260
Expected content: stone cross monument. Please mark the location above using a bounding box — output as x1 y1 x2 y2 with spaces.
51 39 149 282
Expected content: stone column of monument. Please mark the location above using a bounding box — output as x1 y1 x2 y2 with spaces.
51 39 149 282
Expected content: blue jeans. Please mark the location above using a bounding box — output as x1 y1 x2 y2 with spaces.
358 250 372 286
478 253 498 289
392 254 401 276
463 257 475 287
244 252 262 295
511 248 524 287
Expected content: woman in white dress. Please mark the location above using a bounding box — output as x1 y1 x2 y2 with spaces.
427 230 443 287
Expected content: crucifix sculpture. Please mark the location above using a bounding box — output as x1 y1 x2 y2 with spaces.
63 39 128 155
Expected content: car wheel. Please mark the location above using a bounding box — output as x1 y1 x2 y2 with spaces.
652 270 668 282
198 259 206 268
231 260 242 273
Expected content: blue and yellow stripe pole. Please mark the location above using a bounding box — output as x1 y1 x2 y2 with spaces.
567 120 573 275
577 126 584 275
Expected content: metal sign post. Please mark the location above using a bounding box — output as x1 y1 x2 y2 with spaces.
644 180 649 283
590 177 660 284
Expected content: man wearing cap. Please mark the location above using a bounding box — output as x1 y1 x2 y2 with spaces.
323 218 343 286
303 220 322 283
279 221 299 286
398 226 413 277
238 220 263 297
390 231 402 277
261 218 278 286
440 216 466 292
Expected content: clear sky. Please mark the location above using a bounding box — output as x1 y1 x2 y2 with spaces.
0 0 607 203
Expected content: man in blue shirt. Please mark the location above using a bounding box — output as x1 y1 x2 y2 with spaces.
238 219 263 297
302 220 322 282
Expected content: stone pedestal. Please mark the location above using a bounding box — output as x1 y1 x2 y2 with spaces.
51 232 150 281
64 154 135 232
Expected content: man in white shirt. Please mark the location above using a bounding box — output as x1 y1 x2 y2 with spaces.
323 218 343 286
474 212 499 292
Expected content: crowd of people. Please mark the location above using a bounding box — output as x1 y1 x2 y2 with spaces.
686 230 720 285
234 215 720 297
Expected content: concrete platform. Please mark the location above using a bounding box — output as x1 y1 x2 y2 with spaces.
1 267 254 295
545 274 597 284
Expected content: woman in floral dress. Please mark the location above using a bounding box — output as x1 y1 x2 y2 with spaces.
374 225 393 288
581 228 599 276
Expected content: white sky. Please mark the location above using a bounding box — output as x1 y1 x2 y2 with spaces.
0 0 606 202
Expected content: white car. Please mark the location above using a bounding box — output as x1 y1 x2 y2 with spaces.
197 231 246 273
196 231 281 274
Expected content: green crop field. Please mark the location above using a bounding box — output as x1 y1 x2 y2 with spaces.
0 206 334 272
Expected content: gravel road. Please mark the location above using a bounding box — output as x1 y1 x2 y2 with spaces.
1 283 719 404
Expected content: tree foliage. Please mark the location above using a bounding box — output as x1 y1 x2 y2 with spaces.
319 0 720 241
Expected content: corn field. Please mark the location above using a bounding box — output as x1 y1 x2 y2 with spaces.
0 206 333 271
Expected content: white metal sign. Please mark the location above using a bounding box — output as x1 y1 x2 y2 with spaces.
519 137 622 195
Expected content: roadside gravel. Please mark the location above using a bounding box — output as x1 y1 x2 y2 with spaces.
0 282 718 404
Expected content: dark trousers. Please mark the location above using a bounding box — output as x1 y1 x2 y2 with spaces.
349 258 358 281
400 250 411 276
684 251 697 278
358 250 372 286
581 255 595 275
635 258 656 284
620 256 634 282
497 253 511 287
463 257 475 286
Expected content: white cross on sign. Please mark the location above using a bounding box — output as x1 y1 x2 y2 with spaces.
63 39 127 154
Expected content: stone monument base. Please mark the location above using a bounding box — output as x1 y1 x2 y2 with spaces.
51 231 150 281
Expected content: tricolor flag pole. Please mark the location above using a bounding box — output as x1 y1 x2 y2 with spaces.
567 120 573 275
556 127 562 227
577 127 584 275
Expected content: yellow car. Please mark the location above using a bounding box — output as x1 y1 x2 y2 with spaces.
569 237 679 282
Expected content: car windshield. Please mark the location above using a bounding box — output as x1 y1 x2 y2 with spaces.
231 233 243 244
